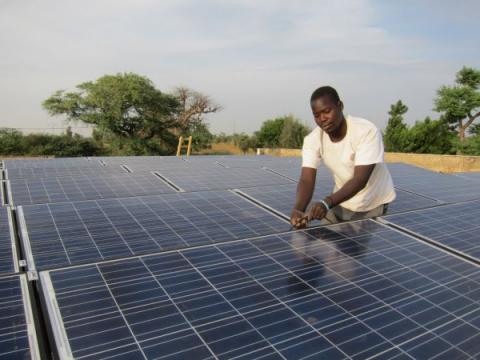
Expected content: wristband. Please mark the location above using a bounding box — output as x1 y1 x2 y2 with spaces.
319 199 330 211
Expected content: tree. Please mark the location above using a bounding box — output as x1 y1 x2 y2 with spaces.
278 115 310 148
434 66 480 142
173 87 222 130
255 117 286 147
404 117 454 154
384 100 409 152
183 119 214 152
0 128 25 155
42 73 180 150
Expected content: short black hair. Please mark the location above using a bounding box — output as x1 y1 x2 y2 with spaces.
310 86 340 104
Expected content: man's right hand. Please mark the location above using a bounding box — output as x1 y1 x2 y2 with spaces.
290 208 309 229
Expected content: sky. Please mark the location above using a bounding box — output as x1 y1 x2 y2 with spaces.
0 0 479 135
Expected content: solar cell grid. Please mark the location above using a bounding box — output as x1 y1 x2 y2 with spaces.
0 208 17 275
41 220 480 360
4 157 101 169
456 172 480 181
5 165 127 180
8 172 176 205
19 190 289 271
388 167 480 203
0 274 40 359
239 184 441 222
215 156 301 169
157 167 294 191
382 200 480 262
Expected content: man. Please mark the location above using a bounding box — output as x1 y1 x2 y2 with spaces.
291 86 396 228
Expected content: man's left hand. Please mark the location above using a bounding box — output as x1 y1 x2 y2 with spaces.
307 202 328 221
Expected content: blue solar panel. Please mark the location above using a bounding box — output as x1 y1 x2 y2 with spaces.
0 274 40 359
0 208 18 275
238 183 441 222
8 173 176 205
456 172 480 181
382 200 480 263
156 167 294 192
40 220 480 359
18 191 289 271
4 157 102 169
387 164 480 203
5 165 127 180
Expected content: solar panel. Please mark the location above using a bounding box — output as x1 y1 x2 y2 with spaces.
5 165 127 180
216 156 302 169
387 165 480 203
18 191 289 271
381 200 480 262
455 172 480 181
8 173 176 206
4 157 101 169
0 274 40 359
238 183 441 222
0 208 18 275
157 167 294 192
40 220 480 359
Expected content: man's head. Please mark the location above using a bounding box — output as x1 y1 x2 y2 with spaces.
310 86 344 134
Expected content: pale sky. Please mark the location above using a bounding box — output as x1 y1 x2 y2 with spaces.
1 0 479 135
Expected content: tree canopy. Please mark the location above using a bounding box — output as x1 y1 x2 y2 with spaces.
42 73 219 155
434 66 480 141
384 100 408 152
43 73 180 140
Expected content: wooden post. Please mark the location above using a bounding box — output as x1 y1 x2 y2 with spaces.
176 136 183 156
186 136 193 157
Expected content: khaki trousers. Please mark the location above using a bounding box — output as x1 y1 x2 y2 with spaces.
323 203 389 225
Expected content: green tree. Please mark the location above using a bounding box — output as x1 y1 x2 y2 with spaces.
434 66 480 142
255 117 286 147
278 115 310 148
404 117 454 154
42 72 180 153
384 100 409 152
0 128 25 155
183 119 214 152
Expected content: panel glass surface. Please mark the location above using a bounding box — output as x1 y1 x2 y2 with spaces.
0 208 16 275
383 200 480 261
157 167 294 192
20 191 289 271
0 275 38 359
9 173 175 205
43 220 480 360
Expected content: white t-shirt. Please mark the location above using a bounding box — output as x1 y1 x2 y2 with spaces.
302 115 396 212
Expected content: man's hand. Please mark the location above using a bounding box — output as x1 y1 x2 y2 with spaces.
307 202 328 221
290 208 309 229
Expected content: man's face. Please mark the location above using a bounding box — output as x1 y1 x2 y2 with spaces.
311 96 343 134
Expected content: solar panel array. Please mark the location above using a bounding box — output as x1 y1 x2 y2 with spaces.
41 220 480 360
18 191 289 271
1 155 480 360
8 173 176 206
0 275 40 359
382 200 480 262
0 208 17 276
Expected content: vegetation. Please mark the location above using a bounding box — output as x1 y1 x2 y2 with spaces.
2 67 479 157
0 128 102 157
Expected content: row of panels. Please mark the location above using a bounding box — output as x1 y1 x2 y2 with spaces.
3 185 480 278
2 161 480 208
38 219 480 359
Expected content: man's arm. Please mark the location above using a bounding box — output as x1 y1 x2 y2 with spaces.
294 167 317 211
291 167 316 228
307 164 375 220
327 164 375 207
